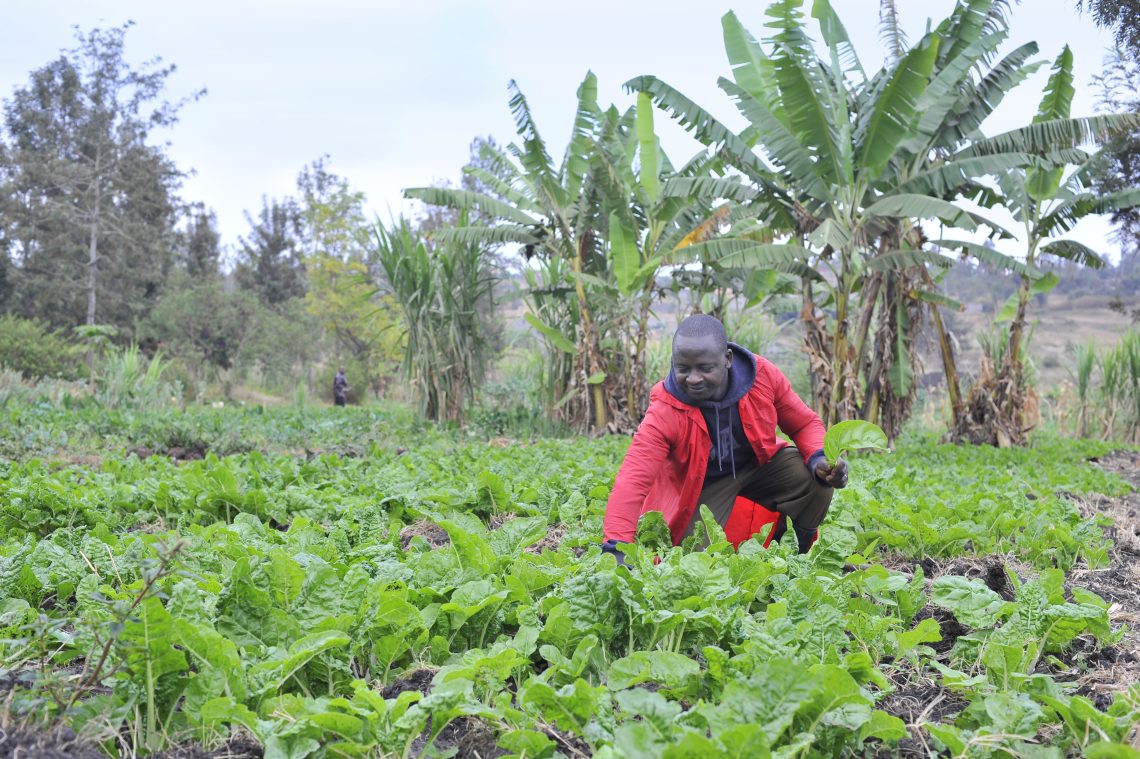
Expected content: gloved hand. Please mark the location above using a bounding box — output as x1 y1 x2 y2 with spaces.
807 450 849 488
601 539 626 566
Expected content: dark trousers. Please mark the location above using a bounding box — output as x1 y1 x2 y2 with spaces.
682 447 833 541
334 396 346 407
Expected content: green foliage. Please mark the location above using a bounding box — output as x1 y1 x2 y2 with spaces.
0 315 80 380
0 402 1136 757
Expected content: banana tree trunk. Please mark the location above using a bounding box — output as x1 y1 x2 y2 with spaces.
572 235 608 433
916 267 963 422
827 252 854 426
930 302 964 422
853 272 884 375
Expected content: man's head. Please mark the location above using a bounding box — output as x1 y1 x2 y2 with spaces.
338 366 345 374
671 314 731 402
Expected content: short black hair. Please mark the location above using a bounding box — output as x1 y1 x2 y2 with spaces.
673 314 727 351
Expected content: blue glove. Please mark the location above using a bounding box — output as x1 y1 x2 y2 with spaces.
601 539 626 566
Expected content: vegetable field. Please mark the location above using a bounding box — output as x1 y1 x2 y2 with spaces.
2 406 1139 758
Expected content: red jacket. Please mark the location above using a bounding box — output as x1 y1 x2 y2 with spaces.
603 354 825 546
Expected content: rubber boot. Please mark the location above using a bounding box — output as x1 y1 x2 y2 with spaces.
793 525 817 555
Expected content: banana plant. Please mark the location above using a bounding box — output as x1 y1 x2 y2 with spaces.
629 0 1139 438
942 46 1140 445
406 74 608 431
590 93 762 419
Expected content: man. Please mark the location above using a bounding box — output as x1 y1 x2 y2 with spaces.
602 314 847 561
333 367 349 407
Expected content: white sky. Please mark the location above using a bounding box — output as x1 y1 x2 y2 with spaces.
0 1 1125 261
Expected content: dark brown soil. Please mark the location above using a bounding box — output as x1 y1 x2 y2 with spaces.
408 717 508 759
911 605 968 654
399 521 451 550
381 667 437 699
879 679 969 725
151 734 264 759
0 725 105 759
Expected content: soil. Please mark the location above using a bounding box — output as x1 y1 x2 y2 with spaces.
0 725 105 759
875 670 970 759
408 717 508 759
151 734 264 759
910 605 968 654
381 667 437 699
525 524 569 554
399 520 451 550
1059 450 1140 708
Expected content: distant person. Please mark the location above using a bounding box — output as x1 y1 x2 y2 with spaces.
333 367 349 407
602 314 848 561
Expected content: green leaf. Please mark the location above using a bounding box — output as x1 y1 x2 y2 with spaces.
247 629 351 696
995 272 1060 322
1026 47 1074 201
636 511 673 552
823 420 889 465
609 212 640 296
586 372 607 385
636 92 661 204
896 617 941 659
609 651 700 691
1040 239 1104 269
524 313 575 354
859 710 907 744
1085 744 1140 759
865 249 954 272
930 576 1009 628
404 187 537 226
488 516 550 558
858 34 940 178
865 194 977 230
933 238 1043 280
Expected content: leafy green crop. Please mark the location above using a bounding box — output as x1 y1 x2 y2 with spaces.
0 404 1136 758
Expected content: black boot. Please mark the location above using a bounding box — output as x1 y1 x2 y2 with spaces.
793 525 817 554
769 514 788 544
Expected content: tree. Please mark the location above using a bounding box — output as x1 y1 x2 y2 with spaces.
0 23 200 333
177 203 221 280
303 254 403 398
234 197 306 307
1075 0 1140 55
141 279 259 373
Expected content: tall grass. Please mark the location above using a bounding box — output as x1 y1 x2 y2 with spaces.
371 216 495 423
97 346 180 412
1073 340 1097 438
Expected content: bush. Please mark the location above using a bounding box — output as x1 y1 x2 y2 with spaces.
0 315 81 379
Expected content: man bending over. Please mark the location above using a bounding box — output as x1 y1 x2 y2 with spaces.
602 314 848 561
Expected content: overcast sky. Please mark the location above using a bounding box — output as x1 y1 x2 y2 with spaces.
0 1 1124 260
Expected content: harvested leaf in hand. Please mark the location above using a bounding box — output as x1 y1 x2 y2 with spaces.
823 420 889 465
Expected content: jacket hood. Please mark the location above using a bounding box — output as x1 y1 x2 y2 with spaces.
664 341 757 409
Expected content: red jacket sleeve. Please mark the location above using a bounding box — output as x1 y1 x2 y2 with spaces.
767 361 826 464
602 401 673 543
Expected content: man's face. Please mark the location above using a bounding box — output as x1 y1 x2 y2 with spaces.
672 334 731 402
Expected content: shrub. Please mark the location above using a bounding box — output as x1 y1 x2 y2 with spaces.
0 315 80 379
